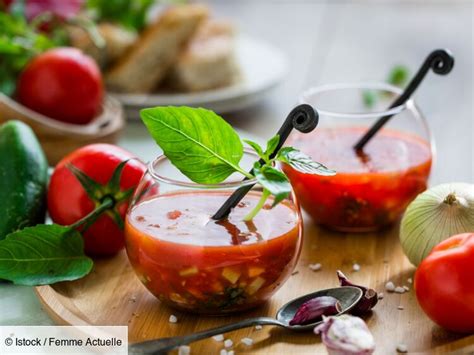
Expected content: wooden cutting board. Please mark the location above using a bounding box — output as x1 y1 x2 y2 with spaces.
35 220 474 354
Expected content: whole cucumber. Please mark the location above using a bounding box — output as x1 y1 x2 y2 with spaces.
0 120 48 239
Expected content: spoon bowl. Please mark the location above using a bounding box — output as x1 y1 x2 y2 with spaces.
129 286 363 354
276 286 363 330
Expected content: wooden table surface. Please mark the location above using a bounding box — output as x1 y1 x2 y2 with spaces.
35 217 474 354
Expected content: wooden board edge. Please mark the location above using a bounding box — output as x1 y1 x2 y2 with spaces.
34 285 91 326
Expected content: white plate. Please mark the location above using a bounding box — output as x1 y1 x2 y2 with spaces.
110 35 288 118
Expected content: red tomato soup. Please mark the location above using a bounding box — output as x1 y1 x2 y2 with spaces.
125 191 302 314
284 127 432 231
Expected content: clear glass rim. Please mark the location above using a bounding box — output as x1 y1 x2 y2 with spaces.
299 82 408 119
147 149 259 189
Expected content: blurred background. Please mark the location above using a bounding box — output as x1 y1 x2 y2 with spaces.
202 0 473 185
0 0 472 183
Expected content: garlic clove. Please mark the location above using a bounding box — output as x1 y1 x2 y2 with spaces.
315 315 375 355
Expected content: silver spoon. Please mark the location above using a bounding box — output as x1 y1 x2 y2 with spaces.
129 286 363 354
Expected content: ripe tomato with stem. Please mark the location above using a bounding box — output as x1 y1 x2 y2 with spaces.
48 144 148 256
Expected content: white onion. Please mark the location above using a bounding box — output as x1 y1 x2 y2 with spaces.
400 183 474 266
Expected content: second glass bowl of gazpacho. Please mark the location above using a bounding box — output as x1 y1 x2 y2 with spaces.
284 83 434 232
125 151 303 314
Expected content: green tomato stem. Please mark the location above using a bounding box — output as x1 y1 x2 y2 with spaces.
68 196 115 231
237 167 255 180
243 189 270 221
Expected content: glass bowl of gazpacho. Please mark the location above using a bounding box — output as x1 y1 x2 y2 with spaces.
125 151 303 314
283 83 434 232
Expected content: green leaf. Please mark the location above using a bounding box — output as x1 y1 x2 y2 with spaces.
264 135 280 158
388 65 410 87
277 147 336 176
0 224 93 286
0 12 58 96
243 139 265 159
252 163 291 206
141 106 247 184
86 0 156 31
362 89 377 108
9 0 26 19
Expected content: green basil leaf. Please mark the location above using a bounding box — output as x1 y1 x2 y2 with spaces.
141 106 245 184
0 224 93 286
253 163 291 206
388 65 410 87
243 139 264 159
278 147 336 176
265 135 280 157
362 89 377 108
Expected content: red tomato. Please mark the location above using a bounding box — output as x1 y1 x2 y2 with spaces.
17 47 103 125
48 144 147 256
415 233 474 333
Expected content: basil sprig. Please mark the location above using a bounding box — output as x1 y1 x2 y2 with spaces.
142 106 335 220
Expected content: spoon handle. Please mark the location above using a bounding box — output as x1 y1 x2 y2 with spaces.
129 317 282 354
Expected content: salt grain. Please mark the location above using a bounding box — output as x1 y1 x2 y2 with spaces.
212 334 224 342
169 315 178 323
385 281 395 292
220 350 228 355
403 286 410 292
394 286 406 294
228 351 234 355
178 345 190 355
378 292 384 300
309 263 322 271
255 325 263 330
396 343 408 353
241 337 254 346
398 305 404 310
224 339 233 348
352 263 361 272
407 278 413 284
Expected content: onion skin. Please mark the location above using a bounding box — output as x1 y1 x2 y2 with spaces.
337 271 378 315
289 296 341 325
400 183 474 266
